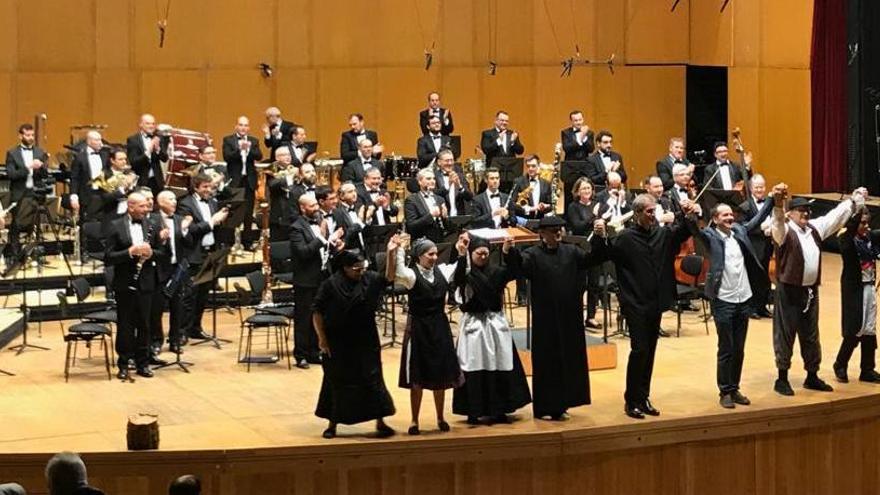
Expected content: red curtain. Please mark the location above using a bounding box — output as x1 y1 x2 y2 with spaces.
811 0 848 192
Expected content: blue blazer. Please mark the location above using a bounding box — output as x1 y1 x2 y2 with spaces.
692 198 774 301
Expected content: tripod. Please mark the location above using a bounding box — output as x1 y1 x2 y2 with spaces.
6 244 50 355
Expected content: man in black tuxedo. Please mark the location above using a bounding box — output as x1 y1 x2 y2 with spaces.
104 192 168 380
5 123 50 250
263 106 296 160
416 115 453 168
405 168 447 243
289 163 318 223
469 167 514 229
433 149 472 217
355 167 398 226
513 155 553 220
703 141 751 190
560 110 594 214
340 113 382 163
419 91 454 136
69 130 110 223
97 148 138 235
222 116 263 230
656 137 691 191
595 172 635 228
340 139 384 183
645 176 676 228
267 146 298 241
286 125 316 166
289 192 345 369
177 173 229 340
126 114 169 196
738 174 773 318
586 130 626 188
155 190 195 353
334 182 368 250
480 110 524 171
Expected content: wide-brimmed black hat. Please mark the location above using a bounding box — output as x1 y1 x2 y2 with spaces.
787 197 814 211
537 215 566 229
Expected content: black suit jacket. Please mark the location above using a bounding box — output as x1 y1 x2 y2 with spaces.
289 183 317 223
586 150 626 186
332 203 367 251
340 157 384 184
480 128 524 167
468 190 514 229
355 183 398 225
264 119 296 159
104 215 167 293
656 155 688 191
126 133 169 188
404 191 446 242
560 127 594 162
416 134 452 168
5 145 49 202
176 195 218 265
738 195 773 263
268 176 296 229
340 129 380 163
152 212 195 283
433 166 472 215
512 176 552 219
69 148 110 220
704 161 749 189
289 215 330 287
419 108 454 136
222 134 264 190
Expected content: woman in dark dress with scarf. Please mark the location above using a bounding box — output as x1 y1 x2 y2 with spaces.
567 177 607 330
313 248 397 439
390 235 465 435
451 234 532 425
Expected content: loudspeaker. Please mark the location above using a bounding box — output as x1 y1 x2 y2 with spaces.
848 0 880 190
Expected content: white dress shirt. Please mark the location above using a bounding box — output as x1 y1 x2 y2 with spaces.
193 195 215 247
715 228 753 303
718 162 733 190
129 217 145 246
141 133 155 178
20 146 35 189
487 189 503 227
163 213 177 264
367 188 386 225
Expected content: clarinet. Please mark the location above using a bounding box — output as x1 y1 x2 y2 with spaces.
130 218 155 290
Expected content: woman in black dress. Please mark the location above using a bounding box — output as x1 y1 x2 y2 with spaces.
566 177 605 329
390 236 465 435
312 248 396 439
451 235 532 425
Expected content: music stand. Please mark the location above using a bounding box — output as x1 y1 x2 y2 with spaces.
304 141 319 156
3 243 50 355
362 223 400 263
491 157 524 191
216 197 247 247
699 189 746 216
449 136 462 160
191 247 231 349
444 215 473 236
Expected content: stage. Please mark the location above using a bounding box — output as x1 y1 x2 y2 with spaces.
1 254 879 494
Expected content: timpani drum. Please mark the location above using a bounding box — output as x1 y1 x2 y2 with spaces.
314 159 343 190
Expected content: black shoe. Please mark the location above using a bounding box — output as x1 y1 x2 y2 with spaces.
136 367 154 378
642 399 660 416
549 412 568 421
625 403 645 419
720 394 735 409
492 414 511 424
658 329 671 338
116 368 130 380
295 359 310 370
438 420 450 432
306 356 323 365
408 425 420 435
803 376 834 392
833 364 849 383
585 319 601 330
466 416 481 425
756 308 773 318
859 370 880 383
375 423 396 438
188 330 212 340
322 426 337 439
731 390 751 405
749 313 762 320
774 378 795 396
169 343 183 354
148 356 168 366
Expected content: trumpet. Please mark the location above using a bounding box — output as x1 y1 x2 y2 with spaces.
92 169 138 193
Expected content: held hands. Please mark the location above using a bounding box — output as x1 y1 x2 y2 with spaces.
386 233 402 253
128 243 152 258
211 208 229 225
593 219 606 238
150 136 161 152
181 215 193 231
329 227 345 244
239 139 251 151
440 204 448 219
744 151 754 169
493 207 509 218
376 193 390 207
455 232 469 256
852 187 869 205
159 228 171 241
771 183 789 203
660 212 675 224
510 131 518 142
31 159 44 170
610 161 620 172
261 124 270 136
373 143 384 155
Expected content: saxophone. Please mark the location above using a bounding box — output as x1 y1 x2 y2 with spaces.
550 142 562 216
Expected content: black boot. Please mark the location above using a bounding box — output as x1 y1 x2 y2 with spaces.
859 336 880 382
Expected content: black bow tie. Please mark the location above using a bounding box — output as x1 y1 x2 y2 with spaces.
20 146 33 151
309 220 320 225
144 133 154 139
602 153 612 159
89 151 99 155
347 206 356 212
369 189 379 194
529 178 537 183
442 171 450 176
674 159 684 164
422 192 431 198
199 198 209 204
306 186 315 192
489 193 500 199
719 161 729 167
131 218 143 225
432 134 441 139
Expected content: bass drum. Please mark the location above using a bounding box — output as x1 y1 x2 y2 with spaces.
161 126 212 189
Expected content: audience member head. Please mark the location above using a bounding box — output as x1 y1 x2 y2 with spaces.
168 475 201 495
45 452 88 495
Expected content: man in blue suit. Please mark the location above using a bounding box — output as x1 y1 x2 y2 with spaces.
691 182 784 409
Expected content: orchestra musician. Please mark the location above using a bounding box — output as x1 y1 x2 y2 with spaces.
644 176 676 227
355 167 397 226
290 162 318 222
468 167 514 229
480 111 524 170
69 130 110 223
267 147 298 241
656 137 692 191
419 92 454 136
340 113 382 164
416 115 453 169
512 155 552 220
97 148 138 235
404 168 447 243
738 174 774 318
703 141 751 191
5 123 50 252
177 173 230 341
432 149 471 218
333 182 367 251
222 116 263 233
127 114 169 196
566 177 607 330
155 190 194 355
262 106 296 160
586 131 626 188
340 139 384 184
104 191 168 380
560 110 595 213
287 125 316 166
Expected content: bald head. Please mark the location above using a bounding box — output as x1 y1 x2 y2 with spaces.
127 192 149 220
235 116 250 135
139 114 157 134
157 190 177 215
85 131 103 151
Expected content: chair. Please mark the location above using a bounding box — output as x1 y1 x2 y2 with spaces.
56 292 112 382
675 255 710 337
269 241 294 285
81 221 106 265
233 283 291 371
69 277 117 362
244 270 294 355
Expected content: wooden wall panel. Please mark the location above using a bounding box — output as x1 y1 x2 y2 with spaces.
277 0 312 69
533 67 594 158
689 0 732 67
274 69 317 141
205 70 274 146
92 70 140 145
731 0 761 68
594 0 625 66
728 67 761 177
592 67 633 175
440 67 481 159
140 71 206 132
95 0 132 70
373 0 427 68
17 0 95 72
758 68 811 194
15 73 91 155
0 0 18 72
628 67 686 183
317 68 378 157
205 0 278 69
376 68 439 156
623 0 689 64
759 0 813 69
132 0 206 70
437 0 475 67
0 75 12 148
310 2 373 68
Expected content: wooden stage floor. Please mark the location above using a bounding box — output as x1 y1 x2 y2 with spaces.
1 254 878 456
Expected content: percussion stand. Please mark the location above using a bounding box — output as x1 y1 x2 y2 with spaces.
5 244 50 355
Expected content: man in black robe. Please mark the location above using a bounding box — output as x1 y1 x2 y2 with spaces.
591 193 695 419
512 215 602 420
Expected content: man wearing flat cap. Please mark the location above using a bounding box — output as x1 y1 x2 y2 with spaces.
770 186 868 396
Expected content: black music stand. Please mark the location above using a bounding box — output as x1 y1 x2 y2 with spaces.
362 224 400 264
191 247 231 349
3 243 50 355
216 196 246 247
491 157 524 191
449 136 462 160
444 215 473 236
699 189 746 217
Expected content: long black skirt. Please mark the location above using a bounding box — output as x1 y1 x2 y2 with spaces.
315 349 396 425
399 313 464 390
452 343 532 418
